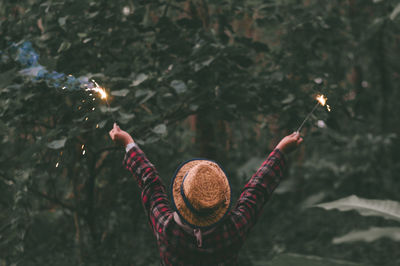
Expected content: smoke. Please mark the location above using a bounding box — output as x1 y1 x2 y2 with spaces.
2 41 94 91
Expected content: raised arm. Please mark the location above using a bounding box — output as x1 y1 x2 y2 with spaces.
109 124 172 235
230 132 303 239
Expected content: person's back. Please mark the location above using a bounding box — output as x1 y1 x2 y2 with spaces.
161 215 242 265
110 123 302 265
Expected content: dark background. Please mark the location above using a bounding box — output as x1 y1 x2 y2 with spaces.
1 0 399 265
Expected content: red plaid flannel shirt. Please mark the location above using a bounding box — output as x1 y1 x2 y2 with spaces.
124 145 286 265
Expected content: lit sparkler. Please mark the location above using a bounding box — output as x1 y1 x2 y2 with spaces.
296 94 330 133
86 80 107 99
85 79 116 121
6 42 118 169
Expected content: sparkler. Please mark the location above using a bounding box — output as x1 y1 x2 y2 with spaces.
85 79 116 122
8 41 116 122
5 42 120 169
296 94 330 133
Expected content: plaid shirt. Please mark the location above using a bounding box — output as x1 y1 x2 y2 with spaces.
124 145 286 265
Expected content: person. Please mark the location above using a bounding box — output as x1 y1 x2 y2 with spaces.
109 123 303 265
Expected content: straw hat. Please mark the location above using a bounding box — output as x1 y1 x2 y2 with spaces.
171 159 232 229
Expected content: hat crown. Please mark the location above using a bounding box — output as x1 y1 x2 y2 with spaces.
172 159 231 228
182 162 227 213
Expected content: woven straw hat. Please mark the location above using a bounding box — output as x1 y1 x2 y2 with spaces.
171 159 232 229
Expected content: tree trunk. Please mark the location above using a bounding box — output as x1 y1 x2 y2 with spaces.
195 111 217 159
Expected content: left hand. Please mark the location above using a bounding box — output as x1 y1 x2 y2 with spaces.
275 132 303 155
109 123 134 147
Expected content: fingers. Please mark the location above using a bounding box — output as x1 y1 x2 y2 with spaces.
109 126 118 140
110 123 121 141
109 129 115 139
297 137 303 145
290 132 303 147
290 132 300 141
113 123 121 131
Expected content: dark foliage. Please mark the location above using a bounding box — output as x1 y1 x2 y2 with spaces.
1 0 399 265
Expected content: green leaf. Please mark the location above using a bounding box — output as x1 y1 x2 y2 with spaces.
390 3 400 20
144 135 159 144
315 195 400 222
57 41 71 53
170 80 187 94
137 90 156 104
131 73 148 87
134 89 148 98
194 57 214 72
332 227 400 244
47 138 67 149
58 17 67 26
281 94 295 104
266 253 362 266
153 124 167 135
99 106 120 113
301 192 326 210
111 89 130 97
87 11 99 19
118 111 135 124
77 32 87 38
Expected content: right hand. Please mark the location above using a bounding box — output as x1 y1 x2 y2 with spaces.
109 123 134 147
275 132 303 154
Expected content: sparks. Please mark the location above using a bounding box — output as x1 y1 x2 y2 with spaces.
85 79 116 122
81 144 85 150
316 94 327 106
85 80 108 99
56 162 59 168
315 94 331 112
98 89 107 99
327 104 331 112
85 79 107 99
82 150 86 155
296 93 331 132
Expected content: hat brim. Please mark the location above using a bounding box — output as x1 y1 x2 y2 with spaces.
170 159 232 229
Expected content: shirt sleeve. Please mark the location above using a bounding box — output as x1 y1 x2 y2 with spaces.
230 149 286 239
123 145 172 236
125 142 137 153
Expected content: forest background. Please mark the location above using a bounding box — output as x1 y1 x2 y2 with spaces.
1 0 399 265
